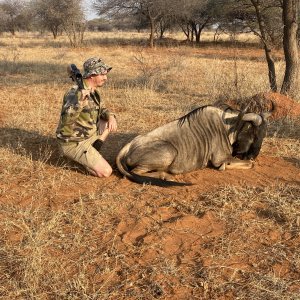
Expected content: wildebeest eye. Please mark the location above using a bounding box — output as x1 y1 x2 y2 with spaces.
232 122 255 157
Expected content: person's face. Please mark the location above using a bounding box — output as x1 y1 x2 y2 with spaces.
93 71 108 87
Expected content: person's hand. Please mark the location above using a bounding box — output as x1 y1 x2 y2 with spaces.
99 127 110 141
107 115 117 132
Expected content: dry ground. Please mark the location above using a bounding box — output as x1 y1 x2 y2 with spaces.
0 31 299 299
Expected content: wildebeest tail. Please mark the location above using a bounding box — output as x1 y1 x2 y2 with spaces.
116 143 192 187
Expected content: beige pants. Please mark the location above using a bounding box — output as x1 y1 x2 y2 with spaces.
58 121 107 171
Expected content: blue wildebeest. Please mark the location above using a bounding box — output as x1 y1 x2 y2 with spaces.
116 103 272 186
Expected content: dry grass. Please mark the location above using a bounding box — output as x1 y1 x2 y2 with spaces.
0 31 299 299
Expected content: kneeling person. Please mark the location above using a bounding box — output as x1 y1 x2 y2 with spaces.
56 57 117 177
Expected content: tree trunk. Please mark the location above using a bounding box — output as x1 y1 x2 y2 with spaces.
251 0 278 92
264 46 278 92
191 23 201 43
195 26 201 43
180 24 190 41
158 19 166 39
195 17 210 44
281 0 299 96
51 26 58 39
149 17 155 48
9 16 16 36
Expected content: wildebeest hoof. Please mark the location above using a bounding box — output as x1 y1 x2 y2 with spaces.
218 163 226 171
225 159 254 170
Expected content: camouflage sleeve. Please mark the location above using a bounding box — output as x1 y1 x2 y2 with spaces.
61 88 86 124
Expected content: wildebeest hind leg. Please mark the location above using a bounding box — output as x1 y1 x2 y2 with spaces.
131 167 175 181
127 141 177 180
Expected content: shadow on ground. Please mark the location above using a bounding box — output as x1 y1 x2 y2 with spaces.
283 157 300 169
0 127 137 172
0 61 69 86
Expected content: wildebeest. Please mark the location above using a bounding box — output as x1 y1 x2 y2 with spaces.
116 102 272 186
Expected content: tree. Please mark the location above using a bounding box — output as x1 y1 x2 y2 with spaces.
60 0 86 47
176 0 212 43
32 0 63 38
249 0 281 92
0 0 26 35
210 0 282 92
93 0 175 47
31 0 86 46
140 0 164 47
281 0 299 96
212 0 299 96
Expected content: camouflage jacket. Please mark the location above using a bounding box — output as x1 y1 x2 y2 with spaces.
56 81 113 142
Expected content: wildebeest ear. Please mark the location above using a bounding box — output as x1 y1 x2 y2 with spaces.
261 100 275 120
242 113 262 126
261 112 272 120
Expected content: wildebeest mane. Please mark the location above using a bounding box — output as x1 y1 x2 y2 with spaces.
177 105 210 127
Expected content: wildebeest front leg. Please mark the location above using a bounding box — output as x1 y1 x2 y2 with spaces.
218 157 253 171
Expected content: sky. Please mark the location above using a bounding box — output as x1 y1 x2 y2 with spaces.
82 0 98 20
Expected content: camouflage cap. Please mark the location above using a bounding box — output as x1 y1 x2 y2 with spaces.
82 57 112 78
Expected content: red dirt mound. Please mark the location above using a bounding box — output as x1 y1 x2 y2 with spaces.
224 92 300 120
248 92 300 119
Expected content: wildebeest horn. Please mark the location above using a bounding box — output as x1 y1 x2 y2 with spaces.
242 113 262 126
234 101 251 131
